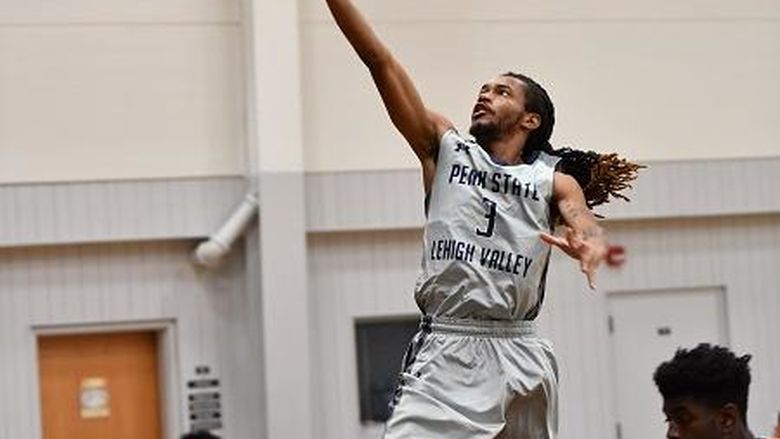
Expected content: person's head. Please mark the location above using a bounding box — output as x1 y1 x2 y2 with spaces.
468 72 554 152
467 72 643 212
653 343 753 439
773 411 780 437
181 431 220 439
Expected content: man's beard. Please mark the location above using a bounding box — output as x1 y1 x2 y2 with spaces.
469 119 500 145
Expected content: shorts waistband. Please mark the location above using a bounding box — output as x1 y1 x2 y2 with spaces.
420 316 537 337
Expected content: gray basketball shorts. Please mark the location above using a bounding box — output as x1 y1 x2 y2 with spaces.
383 316 559 439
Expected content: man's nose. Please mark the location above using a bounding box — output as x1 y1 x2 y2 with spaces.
666 423 680 439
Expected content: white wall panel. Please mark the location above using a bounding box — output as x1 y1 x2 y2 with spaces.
306 170 426 232
308 230 423 439
306 158 780 231
0 240 263 438
600 216 780 435
3 158 778 244
301 4 779 172
0 177 244 247
308 215 780 439
0 25 244 183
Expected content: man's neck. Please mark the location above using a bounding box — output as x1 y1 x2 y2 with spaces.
480 130 529 165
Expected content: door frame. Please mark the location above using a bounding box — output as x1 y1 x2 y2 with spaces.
32 320 181 439
603 285 729 439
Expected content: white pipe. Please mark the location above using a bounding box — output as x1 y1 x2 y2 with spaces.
193 193 259 268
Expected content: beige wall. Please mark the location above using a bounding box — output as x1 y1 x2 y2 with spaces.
301 0 780 172
1 0 778 181
0 0 244 183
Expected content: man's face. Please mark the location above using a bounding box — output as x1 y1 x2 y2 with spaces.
662 398 724 439
468 75 536 142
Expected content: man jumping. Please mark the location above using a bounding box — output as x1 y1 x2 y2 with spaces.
326 1 642 437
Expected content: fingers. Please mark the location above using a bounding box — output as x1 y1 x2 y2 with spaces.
541 227 581 249
545 227 605 290
585 267 596 290
581 249 605 290
541 229 582 260
578 258 594 289
540 232 568 249
567 227 584 251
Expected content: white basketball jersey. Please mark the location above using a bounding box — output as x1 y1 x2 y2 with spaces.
414 129 561 320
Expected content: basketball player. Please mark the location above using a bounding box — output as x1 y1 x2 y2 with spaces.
654 343 762 439
773 413 780 439
326 0 641 437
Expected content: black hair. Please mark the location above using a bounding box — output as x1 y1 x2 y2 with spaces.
502 72 643 210
502 72 556 156
181 432 220 439
653 343 752 421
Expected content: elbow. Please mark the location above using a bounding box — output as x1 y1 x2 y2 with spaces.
360 48 393 72
361 53 387 71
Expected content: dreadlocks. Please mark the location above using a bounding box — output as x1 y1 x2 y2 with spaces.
504 72 644 209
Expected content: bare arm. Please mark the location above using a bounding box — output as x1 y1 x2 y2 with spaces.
541 172 608 289
326 0 452 190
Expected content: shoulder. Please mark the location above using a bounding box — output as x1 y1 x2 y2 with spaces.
420 112 454 193
437 126 472 152
534 150 561 169
552 171 586 200
415 110 453 166
428 111 455 146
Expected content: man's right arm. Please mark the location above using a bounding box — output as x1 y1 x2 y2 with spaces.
326 0 451 190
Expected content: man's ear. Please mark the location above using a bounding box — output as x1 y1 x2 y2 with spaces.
522 113 541 131
717 403 740 435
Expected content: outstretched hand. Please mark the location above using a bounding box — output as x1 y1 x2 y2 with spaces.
540 227 607 290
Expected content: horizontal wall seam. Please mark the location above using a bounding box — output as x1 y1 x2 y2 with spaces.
1 157 778 246
302 17 780 25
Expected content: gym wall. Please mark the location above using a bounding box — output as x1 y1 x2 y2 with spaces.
0 0 245 183
300 0 779 172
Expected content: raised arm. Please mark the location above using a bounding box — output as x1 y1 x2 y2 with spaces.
541 172 608 289
326 0 451 189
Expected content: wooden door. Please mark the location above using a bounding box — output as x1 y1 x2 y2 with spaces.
38 332 162 439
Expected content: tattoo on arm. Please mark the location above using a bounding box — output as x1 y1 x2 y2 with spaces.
583 226 604 240
561 201 603 240
561 200 590 222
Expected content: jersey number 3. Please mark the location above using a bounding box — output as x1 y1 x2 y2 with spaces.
476 197 497 238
